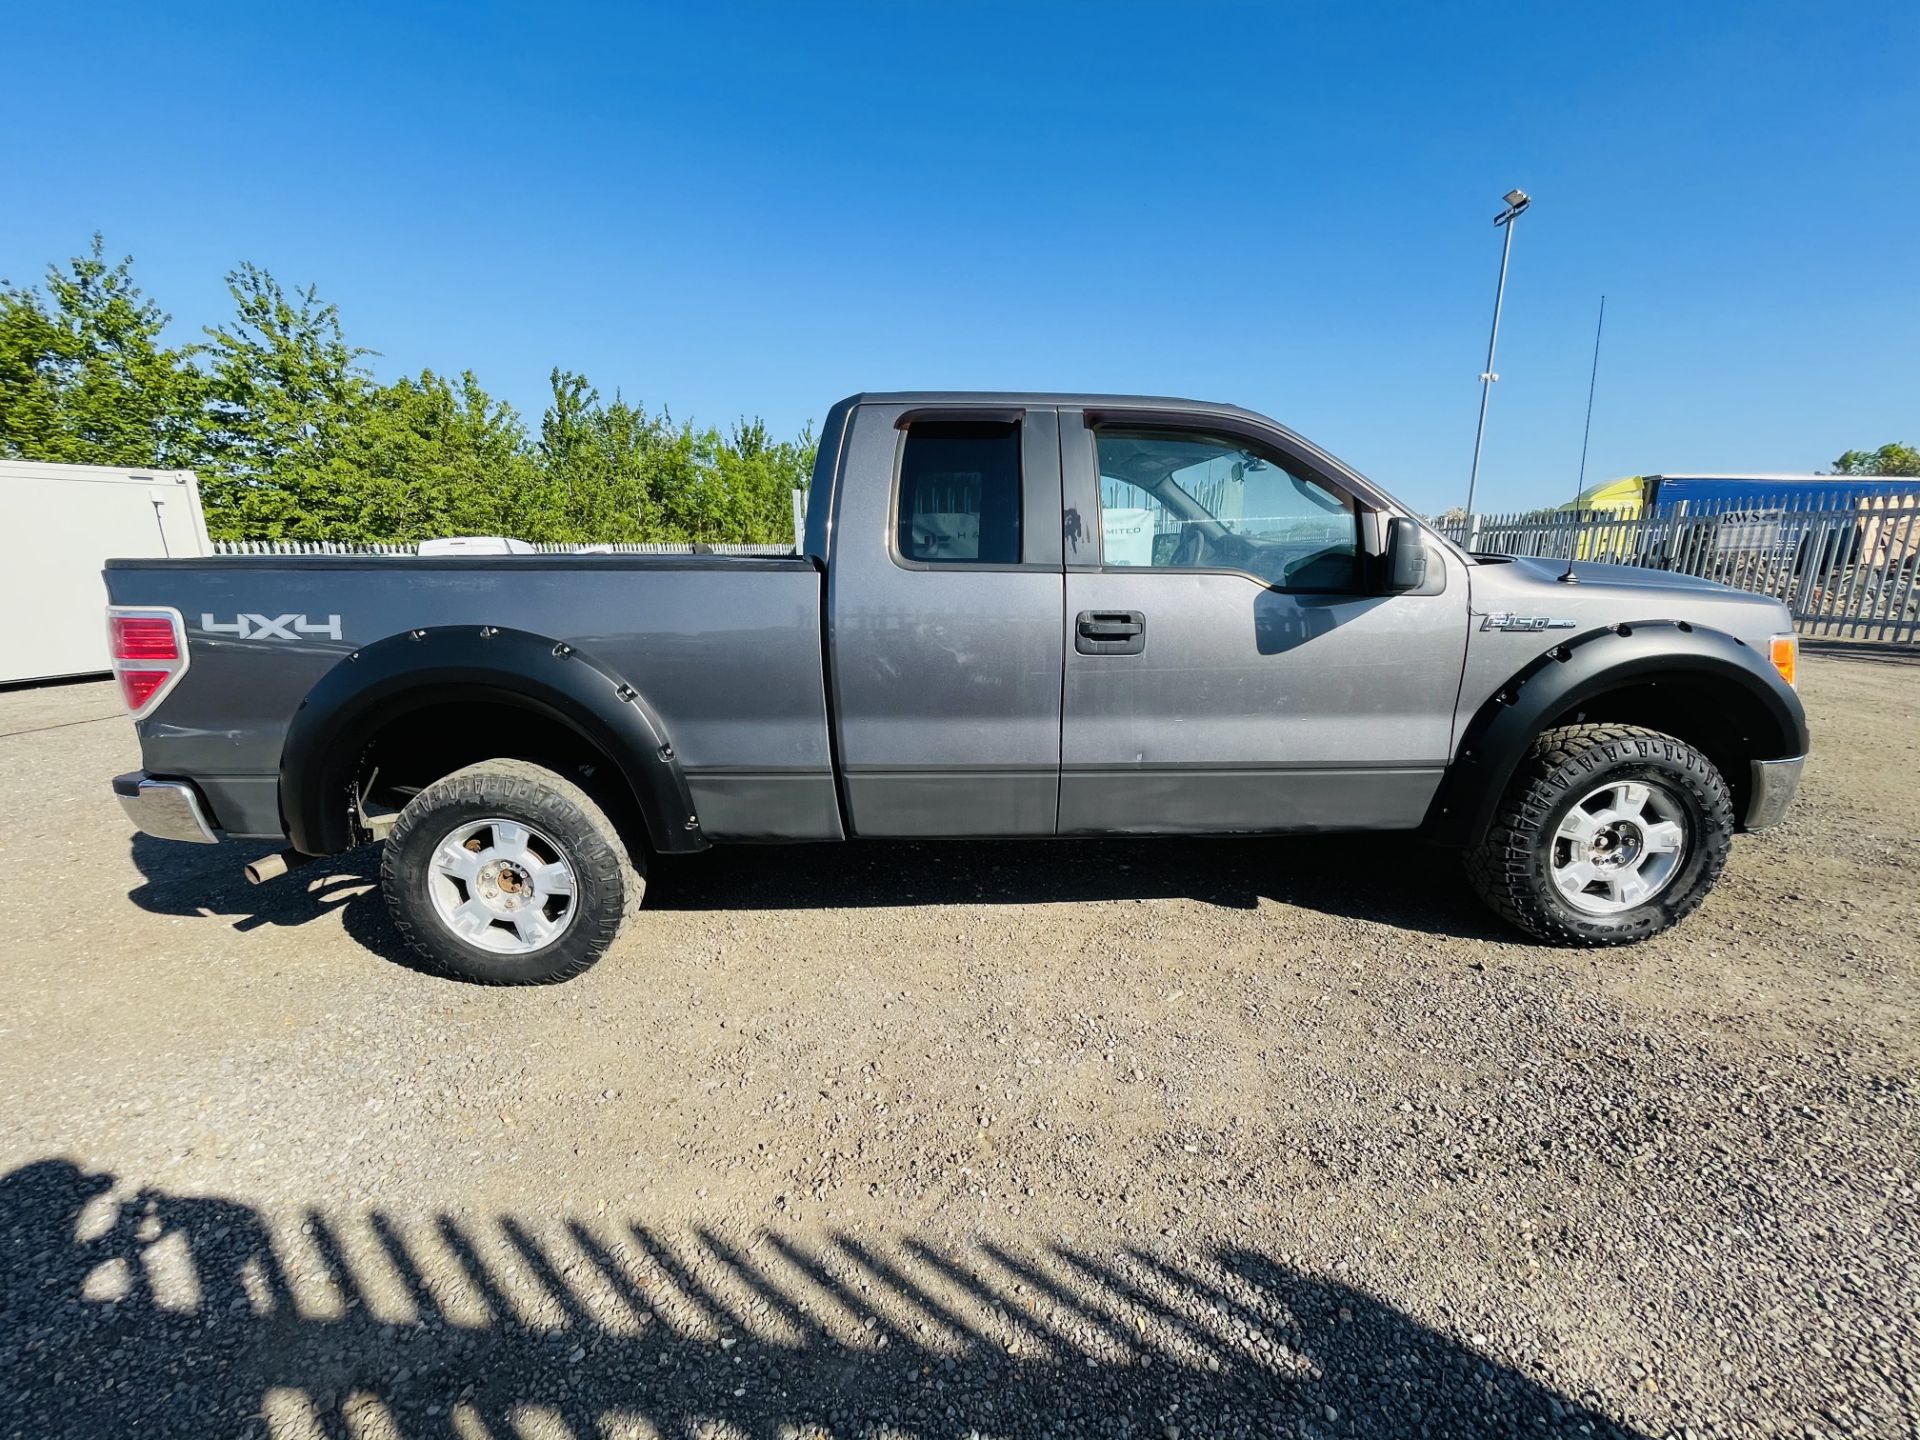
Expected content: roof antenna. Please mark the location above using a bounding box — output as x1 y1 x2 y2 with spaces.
1562 293 1607 583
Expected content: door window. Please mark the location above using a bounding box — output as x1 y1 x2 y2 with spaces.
896 421 1023 565
1095 429 1358 590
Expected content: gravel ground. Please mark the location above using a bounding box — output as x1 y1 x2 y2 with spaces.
2 650 1915 1439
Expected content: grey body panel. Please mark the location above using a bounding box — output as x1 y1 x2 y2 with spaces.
1059 764 1448 834
678 771 844 843
1055 408 1468 834
1454 556 1798 743
102 556 841 843
197 776 283 840
823 401 1066 836
1056 569 1461 832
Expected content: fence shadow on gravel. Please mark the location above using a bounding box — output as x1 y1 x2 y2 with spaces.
1 1158 1645 1440
1799 638 1920 666
124 827 1512 963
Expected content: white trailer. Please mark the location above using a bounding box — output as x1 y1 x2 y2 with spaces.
0 460 211 684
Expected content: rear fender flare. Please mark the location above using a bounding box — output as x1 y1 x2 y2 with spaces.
1423 620 1808 847
279 626 704 857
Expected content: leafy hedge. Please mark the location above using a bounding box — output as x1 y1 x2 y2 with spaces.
0 237 813 544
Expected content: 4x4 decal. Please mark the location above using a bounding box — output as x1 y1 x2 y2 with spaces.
201 613 343 641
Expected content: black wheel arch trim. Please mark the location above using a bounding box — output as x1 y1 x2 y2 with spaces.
279 626 706 857
1423 620 1808 848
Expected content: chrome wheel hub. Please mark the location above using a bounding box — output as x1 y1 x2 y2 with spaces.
426 818 577 954
1551 780 1688 916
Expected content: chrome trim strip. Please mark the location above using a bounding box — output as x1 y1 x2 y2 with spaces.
114 773 219 844
1745 755 1805 831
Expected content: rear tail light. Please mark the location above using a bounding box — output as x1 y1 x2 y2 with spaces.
118 669 171 711
107 606 190 717
110 615 181 661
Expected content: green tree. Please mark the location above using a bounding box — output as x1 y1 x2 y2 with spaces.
306 370 540 542
196 263 372 537
533 374 815 545
0 235 202 467
536 370 687 542
6 235 819 546
1830 443 1920 478
699 417 815 542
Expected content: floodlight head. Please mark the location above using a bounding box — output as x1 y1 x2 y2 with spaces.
1505 188 1529 207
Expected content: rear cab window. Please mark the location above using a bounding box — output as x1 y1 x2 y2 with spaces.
895 422 1023 565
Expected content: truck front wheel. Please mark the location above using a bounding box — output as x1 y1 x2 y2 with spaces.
1466 724 1734 945
381 759 644 984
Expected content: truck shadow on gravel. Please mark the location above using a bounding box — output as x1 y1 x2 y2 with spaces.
125 832 389 937
2 1157 1647 1440
124 830 1512 965
641 836 1510 941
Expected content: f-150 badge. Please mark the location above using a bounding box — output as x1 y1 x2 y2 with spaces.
1479 613 1576 633
201 613 343 641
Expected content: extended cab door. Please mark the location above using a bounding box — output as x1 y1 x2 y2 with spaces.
824 401 1064 835
1057 407 1468 834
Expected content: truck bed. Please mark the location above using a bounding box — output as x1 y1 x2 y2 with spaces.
103 554 839 842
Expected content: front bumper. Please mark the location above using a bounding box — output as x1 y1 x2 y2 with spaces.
114 771 219 844
1744 755 1805 830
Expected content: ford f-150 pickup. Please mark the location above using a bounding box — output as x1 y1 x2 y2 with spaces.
107 392 1808 983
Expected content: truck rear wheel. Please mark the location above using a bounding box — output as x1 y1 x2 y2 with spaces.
381 759 644 984
1466 724 1734 945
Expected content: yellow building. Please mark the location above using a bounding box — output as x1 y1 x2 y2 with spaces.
1561 475 1647 517
1560 477 1647 561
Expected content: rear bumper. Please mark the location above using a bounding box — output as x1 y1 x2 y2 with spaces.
113 771 219 844
1744 755 1805 830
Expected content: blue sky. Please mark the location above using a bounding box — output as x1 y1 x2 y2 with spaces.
8 1 1916 514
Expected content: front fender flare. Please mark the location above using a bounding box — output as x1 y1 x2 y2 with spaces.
279 626 705 857
1423 620 1808 848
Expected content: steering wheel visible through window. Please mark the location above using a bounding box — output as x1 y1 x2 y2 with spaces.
1094 429 1358 590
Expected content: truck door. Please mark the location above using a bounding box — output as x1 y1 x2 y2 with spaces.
824 401 1064 835
1057 407 1468 834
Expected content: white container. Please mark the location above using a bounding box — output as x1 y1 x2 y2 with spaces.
0 460 211 684
417 536 536 556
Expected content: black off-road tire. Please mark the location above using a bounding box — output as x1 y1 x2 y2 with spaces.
1466 724 1735 945
381 759 644 984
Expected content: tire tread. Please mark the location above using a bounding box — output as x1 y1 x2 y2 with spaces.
381 758 644 985
1465 723 1734 946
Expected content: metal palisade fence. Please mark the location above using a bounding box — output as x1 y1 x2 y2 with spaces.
1428 487 1920 643
213 540 417 556
211 540 797 557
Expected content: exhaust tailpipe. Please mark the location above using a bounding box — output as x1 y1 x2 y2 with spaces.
245 849 315 885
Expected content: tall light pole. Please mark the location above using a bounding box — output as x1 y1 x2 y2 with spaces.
1464 188 1531 518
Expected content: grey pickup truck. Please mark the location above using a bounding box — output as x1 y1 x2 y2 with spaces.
108 392 1808 983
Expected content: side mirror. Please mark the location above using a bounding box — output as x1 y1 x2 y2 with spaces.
1383 516 1429 592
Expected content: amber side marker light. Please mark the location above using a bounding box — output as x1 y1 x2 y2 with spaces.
1769 633 1798 688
